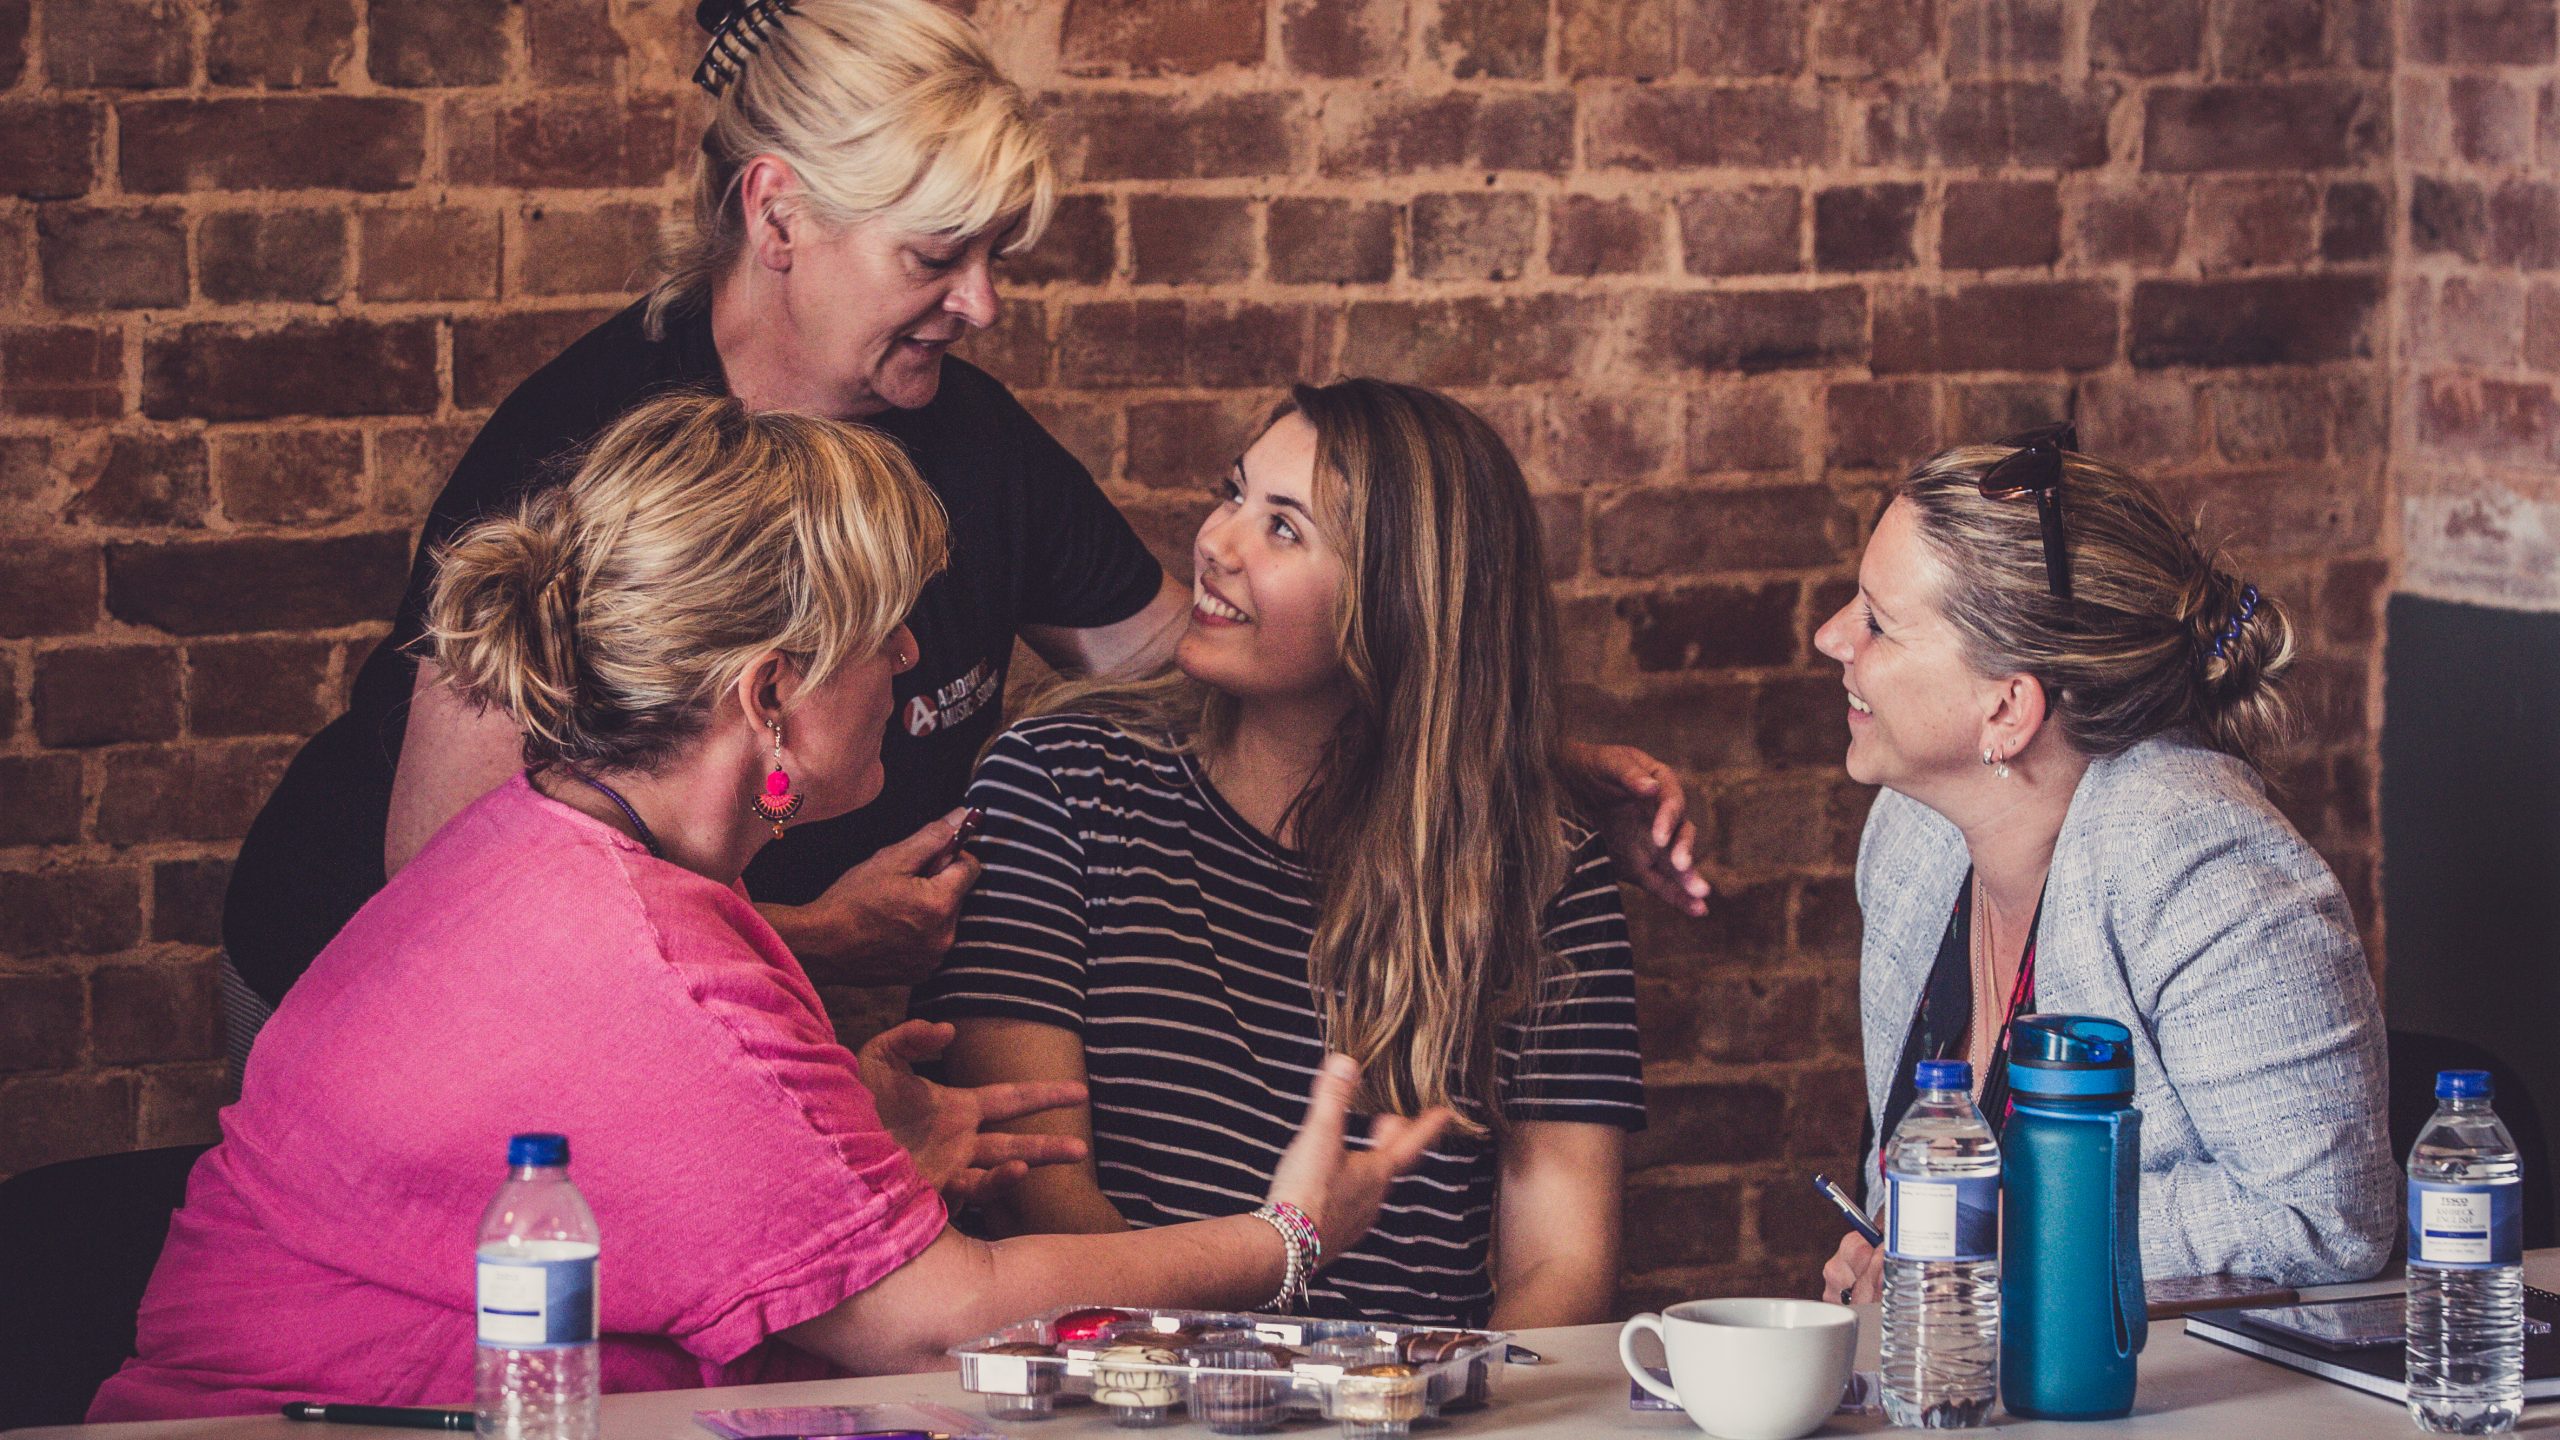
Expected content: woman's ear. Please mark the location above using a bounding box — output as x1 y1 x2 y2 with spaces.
1982 671 2050 763
730 650 801 733
736 155 800 272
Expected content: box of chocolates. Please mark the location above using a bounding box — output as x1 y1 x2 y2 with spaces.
949 1307 1510 1434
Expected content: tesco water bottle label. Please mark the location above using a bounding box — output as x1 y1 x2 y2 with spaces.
2409 1181 2522 1268
477 1242 598 1346
1886 1173 1998 1262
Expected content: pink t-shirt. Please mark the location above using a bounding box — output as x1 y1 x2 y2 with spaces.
91 775 947 1419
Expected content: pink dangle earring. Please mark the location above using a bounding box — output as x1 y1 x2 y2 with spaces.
749 720 804 837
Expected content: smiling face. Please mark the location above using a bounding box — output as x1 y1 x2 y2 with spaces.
1176 414 1352 706
779 214 1007 417
1812 499 2010 800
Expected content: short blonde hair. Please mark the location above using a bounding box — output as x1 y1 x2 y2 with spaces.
1897 443 2295 772
426 391 949 772
646 0 1058 334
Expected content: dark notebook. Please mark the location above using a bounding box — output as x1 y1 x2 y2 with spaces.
2185 1286 2560 1404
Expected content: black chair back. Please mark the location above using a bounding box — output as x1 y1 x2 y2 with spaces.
0 1143 212 1428
2387 1030 2555 1252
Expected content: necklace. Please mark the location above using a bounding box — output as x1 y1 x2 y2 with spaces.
555 768 666 859
1968 875 1995 1072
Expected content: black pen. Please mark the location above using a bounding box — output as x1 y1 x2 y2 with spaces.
1811 1171 1883 1246
282 1403 474 1431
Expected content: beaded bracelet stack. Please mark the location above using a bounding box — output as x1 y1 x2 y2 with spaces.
1247 1200 1324 1311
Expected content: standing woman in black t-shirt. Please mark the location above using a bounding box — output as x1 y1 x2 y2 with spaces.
221 0 1706 1053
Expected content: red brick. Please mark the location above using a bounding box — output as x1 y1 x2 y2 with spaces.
452 309 616 409
65 431 209 528
2410 177 2487 262
0 101 100 199
2409 274 2524 368
1784 1063 1871 1159
1941 179 2059 270
2491 181 2560 269
1317 91 1571 177
2450 76 2531 165
139 1062 234 1149
186 636 337 739
1049 92 1306 182
2074 177 2184 267
44 0 189 89
2322 181 2388 262
2211 377 2331 464
1343 295 1598 387
1549 194 1661 277
1126 395 1269 490
1426 0 1547 78
207 0 358 87
1622 1179 1744 1266
0 434 49 528
0 543 102 638
1676 186 1800 276
1643 289 1866 376
1946 379 2067 443
1268 199 1394 284
2074 372 2201 467
1860 81 2113 169
371 423 474 528
2529 282 2560 373
1614 580 1801 669
446 94 689 189
0 972 83 1073
2318 557 2388 647
1814 0 1937 75
2129 275 2382 368
1408 192 1535 281
2213 0 2331 74
1595 486 1852 577
120 98 427 194
152 858 233 946
1280 0 1405 76
95 741 299 845
518 203 663 297
370 0 508 85
0 866 143 957
1017 395 1119 489
359 208 501 302
1059 299 1187 387
1562 0 1675 77
0 755 82 845
1546 394 1676 487
91 958 218 1065
2190 178 2316 273
1062 0 1265 74
1678 0 1808 75
1590 85 1827 169
1632 1081 1790 1168
1121 495 1217 575
1945 0 2065 74
1714 773 1870 870
2414 375 2560 468
1537 491 1582 579
1686 379 1807 473
0 0 23 88
3 324 121 422
527 0 628 85
2091 0 2201 72
144 320 436 422
952 298 1049 391
199 208 347 305
2410 0 2557 64
1824 380 1935 470
1872 280 2119 374
0 212 28 305
37 207 186 311
1006 193 1116 287
1128 196 1256 285
213 429 364 526
104 531 411 636
2143 82 2386 172
1813 184 1921 272
0 1073 136 1173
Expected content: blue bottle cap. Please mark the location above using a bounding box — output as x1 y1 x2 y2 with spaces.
2006 1014 2135 1101
1915 1059 1972 1092
508 1132 569 1167
2436 1069 2493 1101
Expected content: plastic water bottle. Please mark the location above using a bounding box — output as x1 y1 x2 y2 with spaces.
1881 1059 2001 1428
476 1133 600 1440
2405 1070 2524 1434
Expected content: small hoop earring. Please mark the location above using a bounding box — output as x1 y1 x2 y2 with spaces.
748 719 805 837
1983 749 2011 779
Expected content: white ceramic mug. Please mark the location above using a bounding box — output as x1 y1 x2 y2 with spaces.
1619 1298 1859 1440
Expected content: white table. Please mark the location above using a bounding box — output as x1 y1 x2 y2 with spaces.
18 1253 2560 1440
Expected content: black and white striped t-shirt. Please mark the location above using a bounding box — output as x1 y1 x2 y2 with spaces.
913 715 1644 1327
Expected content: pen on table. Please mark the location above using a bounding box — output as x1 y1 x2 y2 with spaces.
1811 1171 1883 1247
281 1403 474 1431
1505 1343 1543 1364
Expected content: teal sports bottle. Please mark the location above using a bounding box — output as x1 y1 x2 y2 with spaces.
1999 1015 2147 1419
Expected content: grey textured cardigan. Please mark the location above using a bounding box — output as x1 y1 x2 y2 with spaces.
1856 731 2396 1286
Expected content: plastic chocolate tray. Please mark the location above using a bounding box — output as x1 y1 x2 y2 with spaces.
950 1306 1511 1435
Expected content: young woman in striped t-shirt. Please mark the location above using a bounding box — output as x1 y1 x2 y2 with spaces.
914 378 1644 1329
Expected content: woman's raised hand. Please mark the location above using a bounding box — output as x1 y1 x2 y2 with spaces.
857 1019 1088 1205
1265 1053 1454 1262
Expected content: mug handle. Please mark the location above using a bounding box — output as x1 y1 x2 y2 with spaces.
1618 1312 1681 1407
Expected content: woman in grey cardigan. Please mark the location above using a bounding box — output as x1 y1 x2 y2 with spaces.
1813 426 2393 1302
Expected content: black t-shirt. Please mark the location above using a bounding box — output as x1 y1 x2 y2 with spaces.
223 300 1164 1005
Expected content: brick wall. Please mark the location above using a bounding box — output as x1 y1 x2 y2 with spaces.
0 0 2396 1307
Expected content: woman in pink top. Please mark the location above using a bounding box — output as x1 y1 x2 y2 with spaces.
92 394 1449 1419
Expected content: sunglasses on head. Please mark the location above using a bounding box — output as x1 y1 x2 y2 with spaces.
1978 422 2077 601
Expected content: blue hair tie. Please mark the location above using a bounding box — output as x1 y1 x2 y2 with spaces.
2211 584 2260 660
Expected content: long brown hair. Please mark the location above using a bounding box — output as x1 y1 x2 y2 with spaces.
1042 379 1570 1134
